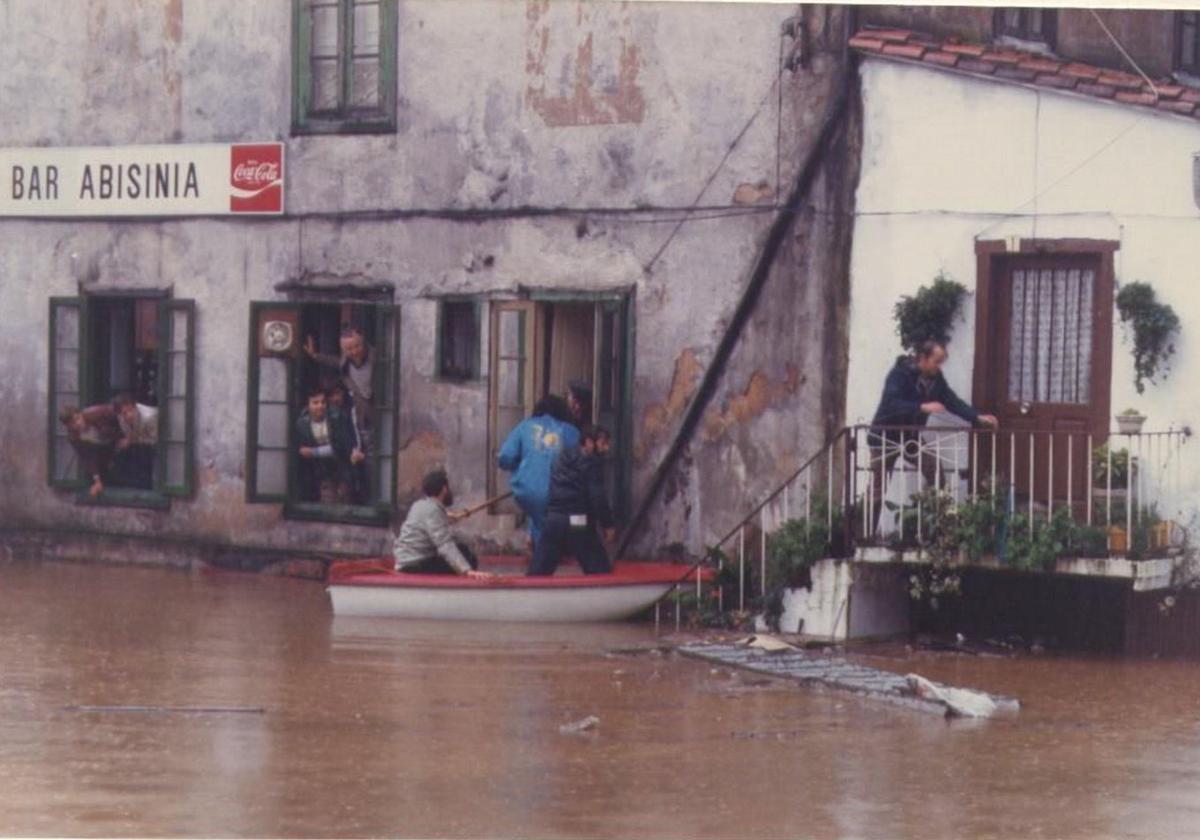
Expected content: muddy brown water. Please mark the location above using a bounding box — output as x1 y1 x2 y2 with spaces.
2 559 1199 839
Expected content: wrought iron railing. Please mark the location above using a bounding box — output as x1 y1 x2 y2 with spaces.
678 421 1192 624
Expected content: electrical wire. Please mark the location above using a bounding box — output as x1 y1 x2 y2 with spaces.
642 40 787 275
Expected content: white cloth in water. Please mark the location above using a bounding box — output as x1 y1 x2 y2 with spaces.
906 673 998 718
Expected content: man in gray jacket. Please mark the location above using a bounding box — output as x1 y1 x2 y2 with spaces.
393 470 492 578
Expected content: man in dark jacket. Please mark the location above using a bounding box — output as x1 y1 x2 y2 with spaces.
295 389 357 503
868 340 997 531
528 425 615 576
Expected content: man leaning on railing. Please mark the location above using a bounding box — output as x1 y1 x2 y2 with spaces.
868 340 998 533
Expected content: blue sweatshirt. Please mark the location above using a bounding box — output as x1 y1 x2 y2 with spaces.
497 414 580 526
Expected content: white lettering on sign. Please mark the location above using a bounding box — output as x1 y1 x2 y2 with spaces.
0 142 284 216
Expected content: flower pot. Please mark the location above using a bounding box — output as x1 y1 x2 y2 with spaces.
1116 413 1146 434
1107 526 1128 553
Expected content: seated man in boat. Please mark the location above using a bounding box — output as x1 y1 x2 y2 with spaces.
528 425 616 576
497 394 579 552
393 470 493 579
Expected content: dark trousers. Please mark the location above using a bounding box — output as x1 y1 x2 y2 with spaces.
528 512 611 576
110 444 155 490
404 541 479 574
868 431 941 535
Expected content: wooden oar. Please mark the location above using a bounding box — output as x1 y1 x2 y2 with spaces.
449 491 513 521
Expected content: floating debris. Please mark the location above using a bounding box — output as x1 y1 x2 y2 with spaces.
558 715 600 734
680 642 1019 718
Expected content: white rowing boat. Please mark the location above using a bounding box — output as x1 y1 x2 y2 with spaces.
327 558 710 622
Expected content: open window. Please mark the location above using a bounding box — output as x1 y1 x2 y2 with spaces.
246 300 399 525
47 294 195 506
487 292 634 518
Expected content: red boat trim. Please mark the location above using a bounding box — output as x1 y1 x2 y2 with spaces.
328 558 714 589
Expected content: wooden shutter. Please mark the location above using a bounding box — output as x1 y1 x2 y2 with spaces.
593 295 634 519
47 297 88 489
371 304 400 512
487 300 538 505
246 302 300 502
158 299 196 497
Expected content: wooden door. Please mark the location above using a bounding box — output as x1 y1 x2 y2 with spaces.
976 248 1114 509
487 300 539 510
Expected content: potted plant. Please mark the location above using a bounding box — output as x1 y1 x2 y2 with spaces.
1116 408 1146 435
893 272 969 350
1116 281 1180 394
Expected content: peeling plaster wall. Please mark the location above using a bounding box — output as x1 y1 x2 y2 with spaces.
0 0 855 562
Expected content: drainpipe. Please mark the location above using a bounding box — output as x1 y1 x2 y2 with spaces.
618 30 859 558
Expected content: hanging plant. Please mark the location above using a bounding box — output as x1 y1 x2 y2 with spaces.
1116 281 1180 394
893 272 969 351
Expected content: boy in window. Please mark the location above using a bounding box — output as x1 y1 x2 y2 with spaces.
326 380 368 502
295 388 355 504
110 393 158 490
304 325 374 459
58 404 122 498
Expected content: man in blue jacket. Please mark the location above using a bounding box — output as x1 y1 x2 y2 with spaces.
868 340 997 530
497 395 580 550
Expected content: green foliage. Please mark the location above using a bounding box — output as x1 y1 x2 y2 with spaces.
1116 281 1180 394
1005 507 1111 570
766 510 830 591
1092 443 1135 488
893 272 969 351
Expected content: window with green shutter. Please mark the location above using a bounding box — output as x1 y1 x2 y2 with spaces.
246 300 400 526
47 294 196 508
292 0 398 135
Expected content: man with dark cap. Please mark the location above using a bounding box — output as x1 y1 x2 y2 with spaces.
528 424 616 576
566 380 593 429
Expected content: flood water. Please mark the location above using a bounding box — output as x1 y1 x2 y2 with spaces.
2 559 1199 839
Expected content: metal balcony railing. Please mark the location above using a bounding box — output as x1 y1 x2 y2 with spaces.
683 420 1192 623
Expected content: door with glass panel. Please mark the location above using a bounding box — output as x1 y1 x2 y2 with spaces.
990 255 1113 507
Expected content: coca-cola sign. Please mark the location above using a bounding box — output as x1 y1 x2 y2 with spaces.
230 143 284 213
0 142 286 217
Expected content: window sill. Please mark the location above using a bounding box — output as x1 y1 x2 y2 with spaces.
291 118 397 137
76 488 171 510
284 501 392 527
433 375 485 386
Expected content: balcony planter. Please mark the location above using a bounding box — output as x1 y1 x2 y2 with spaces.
1107 526 1128 554
1115 410 1146 435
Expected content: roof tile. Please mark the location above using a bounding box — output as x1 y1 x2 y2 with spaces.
849 35 887 52
923 50 960 68
1096 72 1144 90
882 43 927 60
850 29 1200 123
957 58 998 75
996 66 1039 83
1018 58 1063 74
868 29 914 43
1115 90 1158 106
980 51 1026 66
1156 99 1197 115
943 43 986 58
1035 73 1079 90
1061 62 1103 80
1075 81 1117 99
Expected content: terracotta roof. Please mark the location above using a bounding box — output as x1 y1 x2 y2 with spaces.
849 27 1200 122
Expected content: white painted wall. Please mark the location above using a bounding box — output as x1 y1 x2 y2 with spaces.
848 59 1200 525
